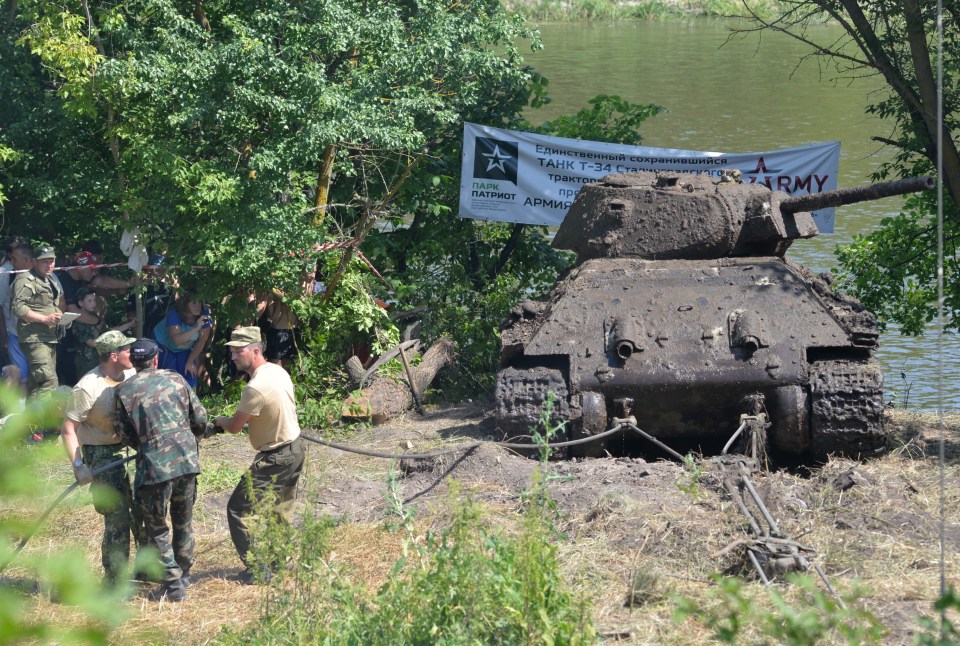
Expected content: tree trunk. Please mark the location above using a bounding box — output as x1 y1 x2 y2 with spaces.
901 0 960 212
341 338 455 423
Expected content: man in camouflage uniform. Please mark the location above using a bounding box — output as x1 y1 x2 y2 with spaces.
61 330 140 584
12 245 65 398
114 338 207 602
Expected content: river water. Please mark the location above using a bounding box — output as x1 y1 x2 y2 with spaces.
523 20 956 411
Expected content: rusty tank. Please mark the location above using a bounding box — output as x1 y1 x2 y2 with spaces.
495 172 934 460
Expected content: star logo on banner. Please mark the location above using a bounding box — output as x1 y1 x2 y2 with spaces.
482 145 513 173
473 136 518 184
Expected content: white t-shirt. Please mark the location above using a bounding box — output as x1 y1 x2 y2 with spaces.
238 362 300 452
65 366 136 446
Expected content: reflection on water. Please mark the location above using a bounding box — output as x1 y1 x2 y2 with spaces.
524 20 956 410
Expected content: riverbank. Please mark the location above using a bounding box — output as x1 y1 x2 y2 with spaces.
503 0 783 20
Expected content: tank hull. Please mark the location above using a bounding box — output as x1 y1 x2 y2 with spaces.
496 256 885 459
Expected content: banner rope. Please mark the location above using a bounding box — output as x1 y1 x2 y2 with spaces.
0 239 394 291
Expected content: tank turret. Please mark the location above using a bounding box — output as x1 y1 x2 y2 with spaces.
495 172 934 462
552 172 933 263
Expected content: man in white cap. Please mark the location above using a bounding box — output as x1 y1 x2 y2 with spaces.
61 329 141 584
213 326 304 584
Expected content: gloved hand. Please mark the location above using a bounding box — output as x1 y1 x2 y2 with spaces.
73 464 94 486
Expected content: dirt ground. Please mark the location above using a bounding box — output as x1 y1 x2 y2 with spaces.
5 404 959 643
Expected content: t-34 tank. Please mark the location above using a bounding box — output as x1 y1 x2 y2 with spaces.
495 172 933 460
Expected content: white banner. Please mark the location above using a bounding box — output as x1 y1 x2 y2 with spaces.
459 123 841 233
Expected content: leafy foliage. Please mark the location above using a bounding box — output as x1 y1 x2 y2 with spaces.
219 481 595 644
674 573 885 645
2 0 663 402
836 193 960 335
736 0 960 334
523 94 664 146
0 386 131 643
915 587 960 646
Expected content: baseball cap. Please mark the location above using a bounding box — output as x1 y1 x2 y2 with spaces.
34 246 56 260
225 326 262 346
74 251 96 266
130 338 160 360
94 330 135 355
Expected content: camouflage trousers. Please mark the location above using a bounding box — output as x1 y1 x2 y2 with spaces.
227 437 304 566
82 443 144 582
136 474 198 583
20 341 57 399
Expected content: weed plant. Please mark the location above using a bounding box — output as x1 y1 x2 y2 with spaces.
675 573 886 644
197 462 245 496
916 587 960 646
217 481 595 644
219 390 596 644
0 385 136 642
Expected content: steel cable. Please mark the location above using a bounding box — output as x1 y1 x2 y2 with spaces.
0 455 136 573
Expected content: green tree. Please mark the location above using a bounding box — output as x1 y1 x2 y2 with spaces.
2 0 544 376
736 1 959 334
2 0 664 395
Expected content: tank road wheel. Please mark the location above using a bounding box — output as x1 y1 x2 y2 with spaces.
809 360 886 460
569 391 608 458
494 366 570 442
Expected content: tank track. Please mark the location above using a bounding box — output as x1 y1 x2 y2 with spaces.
494 366 570 441
809 360 886 460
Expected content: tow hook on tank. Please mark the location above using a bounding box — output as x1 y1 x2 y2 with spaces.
609 318 641 360
721 393 771 468
729 309 767 356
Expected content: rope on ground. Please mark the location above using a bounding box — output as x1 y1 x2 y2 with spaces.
711 451 845 605
0 455 137 574
300 420 686 462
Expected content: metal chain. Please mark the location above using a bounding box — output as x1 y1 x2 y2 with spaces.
710 450 844 604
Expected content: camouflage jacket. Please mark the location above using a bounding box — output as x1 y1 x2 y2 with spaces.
114 368 207 487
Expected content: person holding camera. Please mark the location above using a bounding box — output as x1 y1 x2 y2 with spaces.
152 291 211 389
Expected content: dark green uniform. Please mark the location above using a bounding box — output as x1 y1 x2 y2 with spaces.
11 269 62 396
81 443 138 582
72 318 102 377
114 368 207 584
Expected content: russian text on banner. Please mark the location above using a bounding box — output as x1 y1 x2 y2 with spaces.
458 123 840 233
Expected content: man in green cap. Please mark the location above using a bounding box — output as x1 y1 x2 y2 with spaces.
214 326 304 584
11 245 65 398
61 329 141 584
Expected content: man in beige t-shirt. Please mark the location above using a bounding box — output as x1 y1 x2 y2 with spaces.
214 326 304 584
61 330 140 583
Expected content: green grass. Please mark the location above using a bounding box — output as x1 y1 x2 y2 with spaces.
197 461 244 496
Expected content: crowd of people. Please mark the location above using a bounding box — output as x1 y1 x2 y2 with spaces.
0 235 304 409
1 236 308 601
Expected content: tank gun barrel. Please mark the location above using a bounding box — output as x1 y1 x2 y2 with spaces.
779 176 934 216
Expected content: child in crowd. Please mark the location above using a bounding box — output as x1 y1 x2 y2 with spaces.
71 287 136 377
